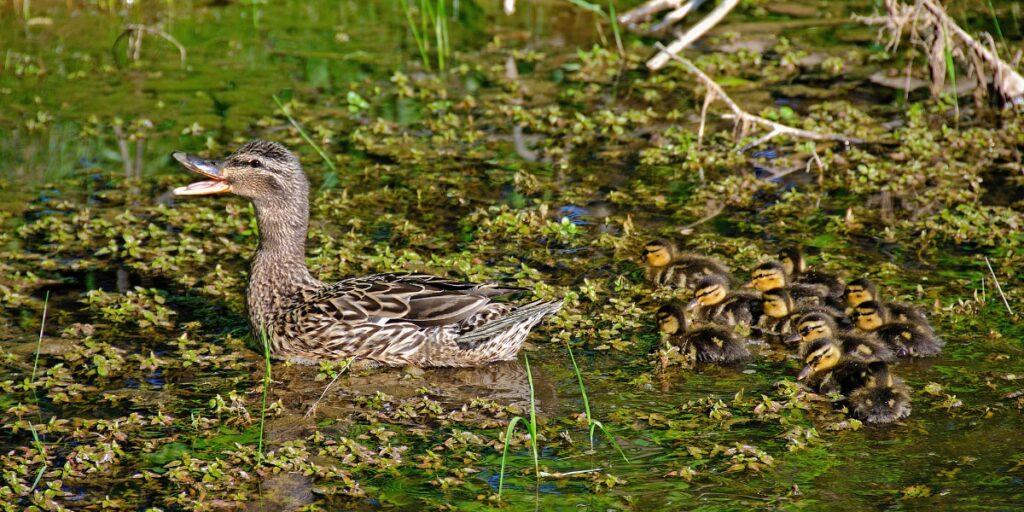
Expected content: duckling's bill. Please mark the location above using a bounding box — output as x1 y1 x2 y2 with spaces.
172 151 231 196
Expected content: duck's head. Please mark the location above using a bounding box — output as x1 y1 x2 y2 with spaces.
656 303 687 335
642 239 676 268
762 287 794 318
687 274 729 310
173 140 308 205
844 278 877 308
745 261 788 292
863 361 894 388
778 248 806 277
851 300 888 331
786 312 836 344
798 338 841 380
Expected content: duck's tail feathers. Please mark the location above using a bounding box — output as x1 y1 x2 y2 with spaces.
455 300 563 359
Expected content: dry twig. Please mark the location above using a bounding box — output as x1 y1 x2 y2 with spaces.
305 359 354 417
646 0 739 70
984 256 1014 316
653 43 859 150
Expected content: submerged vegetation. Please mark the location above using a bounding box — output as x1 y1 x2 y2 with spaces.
1 0 1023 509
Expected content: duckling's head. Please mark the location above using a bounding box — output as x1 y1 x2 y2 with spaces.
643 239 677 268
798 338 841 380
789 312 836 343
656 303 687 335
173 140 309 206
746 261 788 292
687 274 729 310
863 361 894 388
762 287 794 318
844 278 877 308
852 300 888 331
778 248 806 277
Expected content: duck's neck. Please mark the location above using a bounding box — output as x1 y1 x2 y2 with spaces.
247 196 321 331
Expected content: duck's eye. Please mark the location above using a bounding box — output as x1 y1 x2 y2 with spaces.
249 159 262 168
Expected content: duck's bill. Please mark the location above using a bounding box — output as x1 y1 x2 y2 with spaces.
797 365 813 380
172 151 231 196
785 332 803 343
685 298 700 311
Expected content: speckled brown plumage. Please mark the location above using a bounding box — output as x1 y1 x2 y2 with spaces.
174 140 561 367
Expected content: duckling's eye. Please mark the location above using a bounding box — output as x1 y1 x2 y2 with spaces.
249 159 262 169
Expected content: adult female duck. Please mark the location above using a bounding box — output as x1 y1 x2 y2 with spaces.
173 140 561 367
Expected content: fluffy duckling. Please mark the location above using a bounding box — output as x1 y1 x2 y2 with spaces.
844 278 933 332
643 239 731 289
797 337 875 395
657 304 750 364
851 301 944 358
758 288 845 344
687 274 763 326
788 312 895 363
779 248 845 305
746 261 830 307
848 361 912 425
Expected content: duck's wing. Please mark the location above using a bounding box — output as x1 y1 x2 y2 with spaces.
309 273 522 327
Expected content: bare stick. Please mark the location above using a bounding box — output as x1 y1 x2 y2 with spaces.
650 0 707 34
112 124 133 179
919 0 1024 102
654 43 860 149
619 0 683 27
305 359 353 417
647 0 740 70
984 256 1014 316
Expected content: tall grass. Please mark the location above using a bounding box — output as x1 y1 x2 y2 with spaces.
987 0 1004 42
566 0 624 56
399 0 451 72
566 344 628 462
942 28 959 123
28 291 49 491
498 354 540 500
257 325 272 463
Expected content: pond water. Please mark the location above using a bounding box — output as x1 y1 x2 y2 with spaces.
2 0 1023 510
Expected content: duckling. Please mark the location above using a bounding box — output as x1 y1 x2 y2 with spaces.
657 304 750 364
687 274 763 326
758 288 845 344
851 301 944 358
745 261 830 307
848 361 912 424
788 312 895 363
778 248 845 307
643 239 731 289
844 278 933 332
797 337 875 395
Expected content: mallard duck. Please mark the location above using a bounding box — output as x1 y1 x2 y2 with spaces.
745 261 829 307
758 287 845 344
851 301 944 357
848 361 912 424
172 140 562 367
797 337 875 395
687 274 763 326
778 247 845 306
642 239 731 289
787 312 895 363
844 278 932 331
657 304 750 364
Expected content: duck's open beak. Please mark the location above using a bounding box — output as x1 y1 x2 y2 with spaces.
797 365 813 380
172 152 231 196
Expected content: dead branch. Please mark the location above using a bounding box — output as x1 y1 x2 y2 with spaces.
114 24 187 69
646 0 740 70
653 43 859 150
860 0 1024 105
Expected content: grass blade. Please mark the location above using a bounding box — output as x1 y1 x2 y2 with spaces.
272 94 339 191
497 415 524 499
987 0 1004 42
257 324 272 463
523 354 540 479
400 0 431 70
